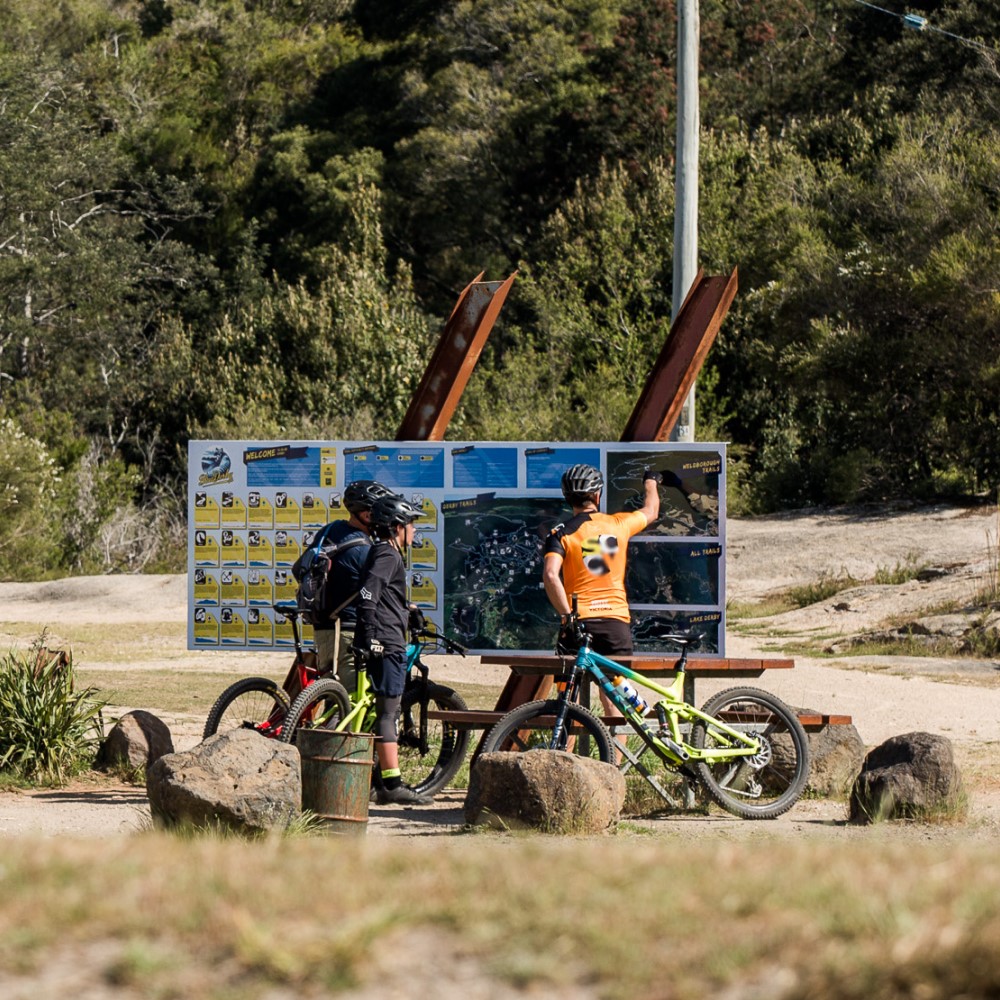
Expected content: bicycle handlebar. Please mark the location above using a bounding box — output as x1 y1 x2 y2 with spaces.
413 627 467 656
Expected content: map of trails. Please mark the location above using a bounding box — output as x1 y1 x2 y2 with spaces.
625 542 721 605
630 611 722 654
444 496 565 650
606 449 721 537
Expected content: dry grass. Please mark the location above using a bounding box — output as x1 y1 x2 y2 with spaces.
79 668 276 716
1 836 1000 998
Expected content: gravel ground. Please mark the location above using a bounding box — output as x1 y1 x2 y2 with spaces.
2 502 997 841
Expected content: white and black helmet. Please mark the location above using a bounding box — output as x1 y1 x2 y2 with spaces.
343 479 391 514
371 493 423 531
561 463 604 504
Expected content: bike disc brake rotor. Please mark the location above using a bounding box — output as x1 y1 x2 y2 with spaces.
744 730 773 770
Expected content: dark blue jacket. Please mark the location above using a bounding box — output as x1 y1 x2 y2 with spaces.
313 521 371 630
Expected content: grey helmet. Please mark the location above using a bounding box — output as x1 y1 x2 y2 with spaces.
561 464 604 504
343 479 391 514
370 493 423 532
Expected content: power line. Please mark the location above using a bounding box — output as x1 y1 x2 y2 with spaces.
849 0 998 56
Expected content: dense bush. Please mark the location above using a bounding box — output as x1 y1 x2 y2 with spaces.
0 0 996 568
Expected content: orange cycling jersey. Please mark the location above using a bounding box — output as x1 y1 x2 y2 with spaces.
543 509 648 621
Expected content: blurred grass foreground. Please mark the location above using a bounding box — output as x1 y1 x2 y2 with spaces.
1 836 999 999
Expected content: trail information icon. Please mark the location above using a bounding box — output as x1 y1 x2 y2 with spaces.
187 440 726 655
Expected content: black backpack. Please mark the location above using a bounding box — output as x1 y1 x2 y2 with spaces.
291 525 369 626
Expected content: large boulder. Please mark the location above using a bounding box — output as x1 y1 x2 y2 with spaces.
96 710 174 771
146 729 300 834
849 731 964 823
799 712 866 797
465 750 625 834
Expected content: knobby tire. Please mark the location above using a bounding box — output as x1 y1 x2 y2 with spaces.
278 678 352 744
398 683 470 795
691 686 810 819
480 699 615 762
203 677 289 740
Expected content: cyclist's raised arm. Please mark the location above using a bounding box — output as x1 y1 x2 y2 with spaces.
637 469 661 526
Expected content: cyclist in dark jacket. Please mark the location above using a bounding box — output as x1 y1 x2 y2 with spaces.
354 493 433 806
299 479 390 694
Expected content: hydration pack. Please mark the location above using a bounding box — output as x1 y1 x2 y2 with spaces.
291 526 368 626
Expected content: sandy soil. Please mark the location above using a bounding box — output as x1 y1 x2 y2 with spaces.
1 502 997 840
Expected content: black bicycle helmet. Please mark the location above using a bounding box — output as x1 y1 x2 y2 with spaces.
343 479 391 514
561 463 604 504
370 493 423 530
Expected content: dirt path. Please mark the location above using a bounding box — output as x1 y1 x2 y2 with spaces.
1 502 997 839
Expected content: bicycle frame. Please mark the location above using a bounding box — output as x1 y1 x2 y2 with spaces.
305 638 437 733
558 641 765 768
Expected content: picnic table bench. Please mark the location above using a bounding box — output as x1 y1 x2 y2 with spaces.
427 653 852 733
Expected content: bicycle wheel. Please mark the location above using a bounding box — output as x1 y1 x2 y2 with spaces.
397 683 471 795
203 677 289 740
691 686 810 820
480 699 615 763
278 678 352 744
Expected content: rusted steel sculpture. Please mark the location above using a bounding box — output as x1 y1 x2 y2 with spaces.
395 271 517 441
620 267 738 442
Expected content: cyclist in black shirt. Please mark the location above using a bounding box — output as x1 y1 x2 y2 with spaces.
296 479 390 694
354 493 433 806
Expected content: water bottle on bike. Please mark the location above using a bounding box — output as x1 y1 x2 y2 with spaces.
612 675 647 714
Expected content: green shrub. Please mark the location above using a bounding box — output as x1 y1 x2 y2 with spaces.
0 639 106 783
787 571 858 607
0 418 61 579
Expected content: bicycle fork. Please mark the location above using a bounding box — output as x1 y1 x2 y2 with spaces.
547 665 584 750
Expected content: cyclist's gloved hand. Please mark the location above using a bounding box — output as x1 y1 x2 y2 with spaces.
353 638 384 663
407 606 426 632
556 621 579 656
642 467 662 484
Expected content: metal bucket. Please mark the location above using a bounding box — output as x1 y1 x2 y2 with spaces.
296 729 376 835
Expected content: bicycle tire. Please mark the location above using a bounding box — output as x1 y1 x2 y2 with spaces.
480 699 615 763
203 677 289 740
278 678 352 744
397 683 471 795
691 686 810 819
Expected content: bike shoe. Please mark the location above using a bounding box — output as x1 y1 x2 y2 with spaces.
376 785 434 806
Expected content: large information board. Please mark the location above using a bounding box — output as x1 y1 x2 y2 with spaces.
188 440 726 655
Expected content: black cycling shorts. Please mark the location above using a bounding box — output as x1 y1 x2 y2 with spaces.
580 617 633 657
369 648 407 699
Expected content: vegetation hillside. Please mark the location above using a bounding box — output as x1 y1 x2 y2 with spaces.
1 0 997 578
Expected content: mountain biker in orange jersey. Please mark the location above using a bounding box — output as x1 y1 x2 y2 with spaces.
542 464 660 736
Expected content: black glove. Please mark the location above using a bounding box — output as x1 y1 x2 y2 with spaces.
408 606 426 632
352 638 384 664
556 620 582 656
643 468 662 484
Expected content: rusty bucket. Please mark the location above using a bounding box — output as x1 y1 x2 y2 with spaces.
296 729 375 835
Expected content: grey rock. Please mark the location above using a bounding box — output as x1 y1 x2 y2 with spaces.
849 731 964 823
465 750 626 834
798 710 865 797
96 710 174 771
146 729 300 834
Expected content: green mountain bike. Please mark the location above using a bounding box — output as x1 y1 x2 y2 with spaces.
204 605 471 796
479 610 810 820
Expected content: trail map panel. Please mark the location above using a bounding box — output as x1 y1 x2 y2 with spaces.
188 440 726 654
